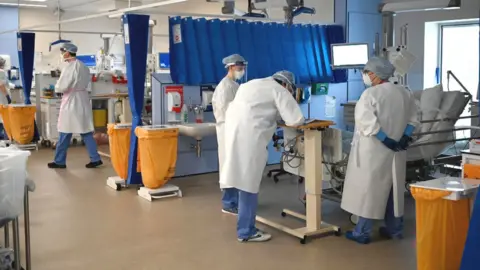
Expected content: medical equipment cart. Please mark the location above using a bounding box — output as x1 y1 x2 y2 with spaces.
255 120 341 244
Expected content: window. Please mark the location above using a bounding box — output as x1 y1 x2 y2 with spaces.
440 23 479 139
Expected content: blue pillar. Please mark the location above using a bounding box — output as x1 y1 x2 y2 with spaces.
123 14 150 185
17 32 39 141
460 192 480 270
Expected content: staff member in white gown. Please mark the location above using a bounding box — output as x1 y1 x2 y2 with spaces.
48 43 103 169
212 54 247 216
341 57 418 244
220 70 305 242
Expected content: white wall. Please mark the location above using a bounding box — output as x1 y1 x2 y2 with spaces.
391 0 480 90
16 0 334 69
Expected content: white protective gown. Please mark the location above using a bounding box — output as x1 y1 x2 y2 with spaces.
55 60 94 134
341 82 418 219
0 70 11 124
220 77 305 193
212 76 239 189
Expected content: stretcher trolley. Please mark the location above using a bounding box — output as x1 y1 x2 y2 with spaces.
0 147 34 270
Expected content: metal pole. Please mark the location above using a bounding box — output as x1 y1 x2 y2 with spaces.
4 222 9 248
381 12 394 58
24 188 31 270
12 218 21 270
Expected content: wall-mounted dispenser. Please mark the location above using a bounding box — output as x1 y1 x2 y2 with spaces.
200 85 215 112
165 85 184 122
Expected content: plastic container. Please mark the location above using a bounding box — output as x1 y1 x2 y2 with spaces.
181 104 188 124
135 125 178 189
0 148 30 226
7 104 36 144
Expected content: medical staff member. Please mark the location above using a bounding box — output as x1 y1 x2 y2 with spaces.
212 54 247 216
0 57 12 140
220 71 305 242
48 43 103 169
341 57 418 244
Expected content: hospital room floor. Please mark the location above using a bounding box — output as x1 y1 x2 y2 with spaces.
15 147 417 270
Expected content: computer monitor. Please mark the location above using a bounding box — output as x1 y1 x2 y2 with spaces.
331 43 369 70
76 55 97 67
159 53 170 69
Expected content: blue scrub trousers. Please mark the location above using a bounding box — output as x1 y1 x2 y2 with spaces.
237 190 259 239
353 189 403 239
222 188 239 210
0 123 6 140
54 132 101 165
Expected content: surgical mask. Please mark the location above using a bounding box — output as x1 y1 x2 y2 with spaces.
234 70 245 80
362 73 372 87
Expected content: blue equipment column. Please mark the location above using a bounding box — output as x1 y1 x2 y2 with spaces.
123 14 150 185
460 192 480 269
17 32 39 141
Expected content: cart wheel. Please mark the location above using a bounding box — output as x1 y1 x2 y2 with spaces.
116 184 122 191
44 140 52 148
281 211 286 217
273 177 279 183
334 228 342 237
72 138 78 145
350 214 359 225
298 177 304 184
40 140 46 147
300 237 307 245
267 172 272 177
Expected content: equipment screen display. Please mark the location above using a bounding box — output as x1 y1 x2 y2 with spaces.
331 43 369 69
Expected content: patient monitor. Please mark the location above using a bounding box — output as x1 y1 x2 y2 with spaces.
282 127 343 181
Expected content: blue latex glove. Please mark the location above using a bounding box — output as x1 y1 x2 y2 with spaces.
397 124 415 150
376 130 400 152
404 124 415 136
398 135 413 151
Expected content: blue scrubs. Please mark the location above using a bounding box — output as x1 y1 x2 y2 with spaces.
352 189 403 240
0 123 6 140
237 190 259 239
54 132 101 165
222 188 239 210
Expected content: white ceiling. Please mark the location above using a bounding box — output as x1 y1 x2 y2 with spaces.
0 0 225 12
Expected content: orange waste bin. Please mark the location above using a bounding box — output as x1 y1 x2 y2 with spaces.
135 125 178 189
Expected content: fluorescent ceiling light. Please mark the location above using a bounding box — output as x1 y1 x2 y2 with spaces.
25 0 47 2
0 3 47 7
108 0 187 18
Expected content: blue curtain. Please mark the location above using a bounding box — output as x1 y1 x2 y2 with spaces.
169 18 346 85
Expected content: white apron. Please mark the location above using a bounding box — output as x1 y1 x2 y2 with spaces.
340 83 418 219
58 88 94 134
219 77 304 193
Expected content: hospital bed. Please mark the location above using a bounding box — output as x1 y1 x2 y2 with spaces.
281 71 478 221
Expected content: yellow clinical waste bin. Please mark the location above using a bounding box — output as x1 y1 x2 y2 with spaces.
410 177 478 270
135 125 179 189
7 104 36 144
93 109 107 128
0 105 12 140
107 124 141 179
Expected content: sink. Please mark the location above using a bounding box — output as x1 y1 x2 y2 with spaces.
177 123 216 140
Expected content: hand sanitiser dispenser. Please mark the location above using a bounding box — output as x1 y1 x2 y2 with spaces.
167 92 182 122
167 92 181 112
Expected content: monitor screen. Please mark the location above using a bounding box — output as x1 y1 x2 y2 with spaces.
331 43 369 69
76 55 96 67
159 53 170 69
